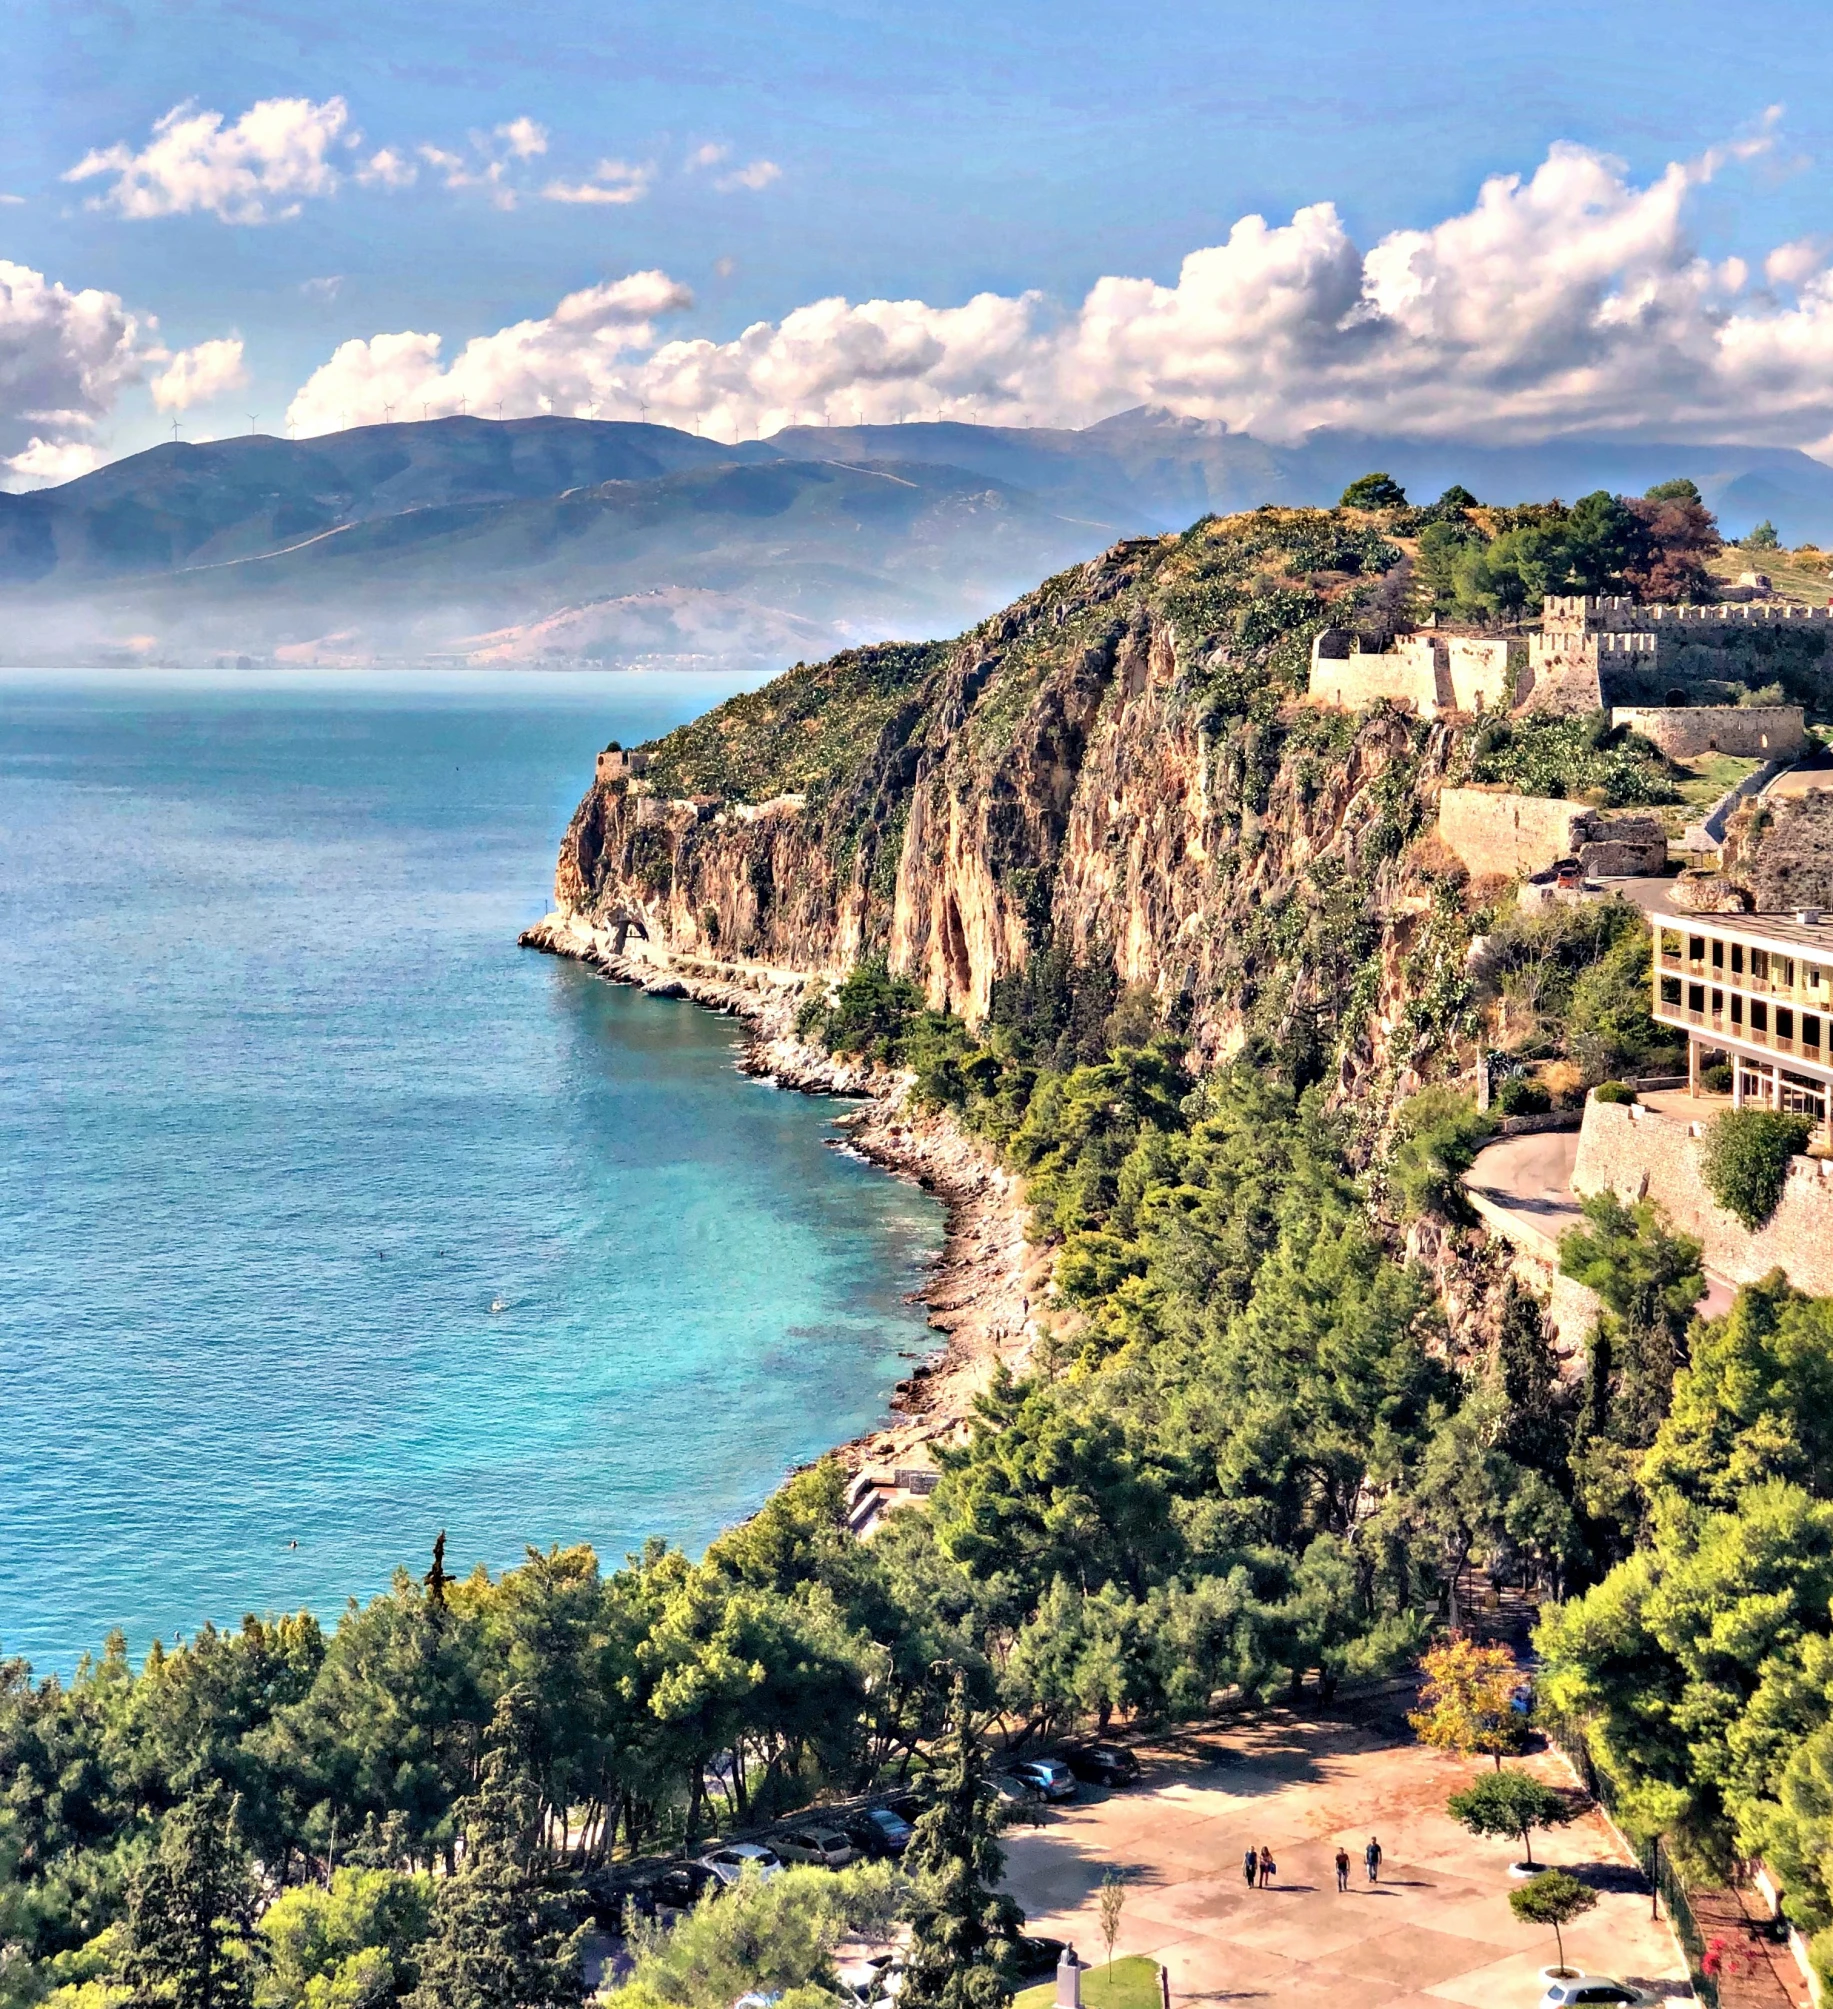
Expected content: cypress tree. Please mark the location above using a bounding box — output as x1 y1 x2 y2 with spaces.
409 1688 584 2009
122 1783 260 2009
899 1681 1022 2009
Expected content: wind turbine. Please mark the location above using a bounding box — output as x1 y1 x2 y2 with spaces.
169 418 181 444
383 402 395 424
248 413 259 435
495 399 504 421
457 395 467 416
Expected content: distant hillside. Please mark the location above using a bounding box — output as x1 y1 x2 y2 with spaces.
6 409 1832 669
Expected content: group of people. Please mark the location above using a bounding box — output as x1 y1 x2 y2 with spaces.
1241 1837 1383 1891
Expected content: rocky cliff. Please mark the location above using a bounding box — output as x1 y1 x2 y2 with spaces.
546 508 1489 1119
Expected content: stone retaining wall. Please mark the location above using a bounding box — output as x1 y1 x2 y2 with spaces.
1610 705 1807 759
1437 789 1667 879
1572 1096 1833 1294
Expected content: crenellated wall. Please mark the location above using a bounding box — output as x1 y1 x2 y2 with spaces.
1611 705 1807 759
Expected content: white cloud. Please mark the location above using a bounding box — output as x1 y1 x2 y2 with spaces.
687 143 729 171
0 259 141 488
150 336 248 411
6 437 103 484
66 96 350 223
0 194 24 207
497 118 548 159
358 146 416 190
284 272 694 434
715 159 781 193
1766 237 1829 287
542 159 652 206
300 275 344 302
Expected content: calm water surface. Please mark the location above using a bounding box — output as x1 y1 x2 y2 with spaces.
0 669 944 1673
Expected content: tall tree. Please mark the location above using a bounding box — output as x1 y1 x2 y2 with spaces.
899 1683 1021 2009
408 1690 584 2009
122 1782 261 2009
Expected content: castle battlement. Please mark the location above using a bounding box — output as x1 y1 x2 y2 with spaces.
1541 594 1832 634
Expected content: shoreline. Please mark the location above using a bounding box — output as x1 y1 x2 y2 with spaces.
518 911 1051 1474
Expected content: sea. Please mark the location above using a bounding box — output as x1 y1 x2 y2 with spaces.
0 668 946 1676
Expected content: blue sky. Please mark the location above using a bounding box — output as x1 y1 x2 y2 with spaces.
7 0 1833 479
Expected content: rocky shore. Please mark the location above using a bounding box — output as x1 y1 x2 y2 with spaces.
518 911 1051 1472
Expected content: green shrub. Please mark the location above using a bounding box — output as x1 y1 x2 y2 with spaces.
1339 471 1408 511
1496 1076 1552 1118
1592 1081 1637 1105
1702 1061 1734 1094
1389 1086 1494 1220
1700 1108 1814 1228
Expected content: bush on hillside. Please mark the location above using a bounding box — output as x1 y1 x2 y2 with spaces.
1496 1076 1552 1118
1339 471 1408 511
1592 1081 1637 1105
1389 1087 1494 1221
1701 1108 1814 1229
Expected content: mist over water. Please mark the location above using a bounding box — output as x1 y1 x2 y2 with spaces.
0 668 945 1674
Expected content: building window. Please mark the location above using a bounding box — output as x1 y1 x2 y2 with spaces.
1732 994 1744 1026
1712 988 1724 1020
1661 976 1683 1006
1779 1007 1795 1043
1753 1000 1769 1034
1754 949 1772 982
1806 1014 1822 1052
1733 943 1746 976
1810 964 1825 993
1712 939 1725 971
1689 983 1706 1013
1691 935 1707 965
1780 957 1797 988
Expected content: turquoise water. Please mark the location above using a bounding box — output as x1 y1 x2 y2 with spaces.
0 670 944 1675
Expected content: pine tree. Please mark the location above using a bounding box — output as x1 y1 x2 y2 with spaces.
899 1681 1021 2009
1494 1280 1569 1477
122 1783 260 2009
409 1689 584 2009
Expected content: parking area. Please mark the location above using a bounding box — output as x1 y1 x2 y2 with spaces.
1001 1705 1690 2009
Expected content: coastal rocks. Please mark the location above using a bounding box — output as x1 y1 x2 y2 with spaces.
519 912 1041 1465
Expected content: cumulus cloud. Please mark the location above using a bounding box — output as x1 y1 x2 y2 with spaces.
358 146 416 190
542 159 653 205
0 194 24 207
0 259 141 488
66 96 350 223
150 336 248 411
284 272 695 433
1766 237 1830 288
497 118 548 159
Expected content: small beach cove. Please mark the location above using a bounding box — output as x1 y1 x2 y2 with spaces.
0 667 949 1674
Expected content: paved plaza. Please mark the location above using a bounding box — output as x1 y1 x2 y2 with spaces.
1002 1705 1690 2009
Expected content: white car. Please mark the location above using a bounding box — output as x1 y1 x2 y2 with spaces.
775 1825 856 1868
697 1842 785 1887
836 1957 902 2009
1539 1977 1641 2009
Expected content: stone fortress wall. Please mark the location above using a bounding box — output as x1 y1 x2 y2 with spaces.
1610 705 1807 760
1437 787 1668 880
1308 629 1511 717
1522 595 1833 714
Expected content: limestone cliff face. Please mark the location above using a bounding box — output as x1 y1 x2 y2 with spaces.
552 516 1477 1108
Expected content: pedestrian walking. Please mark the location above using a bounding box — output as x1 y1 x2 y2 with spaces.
1258 1846 1276 1888
1335 1846 1350 1892
1365 1835 1382 1884
1243 1846 1258 1888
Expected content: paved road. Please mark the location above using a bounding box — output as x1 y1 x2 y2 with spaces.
1002 1707 1690 2009
1464 1131 1584 1261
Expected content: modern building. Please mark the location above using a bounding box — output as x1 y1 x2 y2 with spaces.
1638 885 1833 1137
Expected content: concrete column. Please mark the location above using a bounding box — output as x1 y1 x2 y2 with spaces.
1056 1952 1083 2009
1734 1064 1745 1110
1688 1036 1700 1098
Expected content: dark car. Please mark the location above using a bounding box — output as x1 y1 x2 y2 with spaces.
845 1806 916 1858
652 1861 723 1912
1005 1933 1068 1981
1067 1744 1140 1788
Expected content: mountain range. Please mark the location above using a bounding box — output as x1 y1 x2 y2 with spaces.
4 407 1830 670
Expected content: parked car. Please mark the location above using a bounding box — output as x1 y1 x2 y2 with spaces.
697 1842 784 1887
989 1773 1044 1810
1010 1758 1077 1802
653 1861 724 1912
844 1807 915 1858
1004 1934 1068 1981
836 1955 903 2009
775 1824 856 1868
1538 1978 1641 2009
1067 1744 1140 1787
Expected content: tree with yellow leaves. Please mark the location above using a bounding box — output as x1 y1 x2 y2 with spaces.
1409 1637 1526 1770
